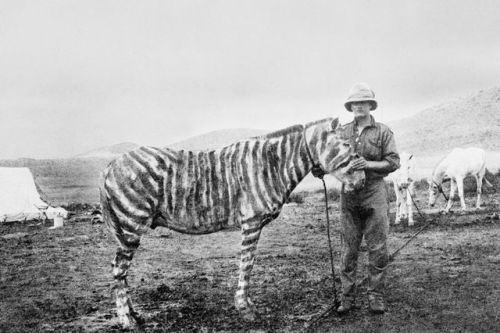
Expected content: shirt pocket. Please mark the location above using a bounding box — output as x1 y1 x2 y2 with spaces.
365 137 382 161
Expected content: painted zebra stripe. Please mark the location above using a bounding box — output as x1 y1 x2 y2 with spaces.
219 146 231 221
208 151 219 220
165 164 174 217
240 141 251 193
106 169 149 219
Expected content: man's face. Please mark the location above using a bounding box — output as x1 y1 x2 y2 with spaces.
351 101 372 118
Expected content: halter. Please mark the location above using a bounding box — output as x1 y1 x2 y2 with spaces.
432 180 449 201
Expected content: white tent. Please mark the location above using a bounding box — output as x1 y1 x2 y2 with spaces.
0 167 67 222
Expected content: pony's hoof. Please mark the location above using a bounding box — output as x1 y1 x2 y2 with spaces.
118 312 145 330
241 309 257 322
117 316 134 331
131 311 145 325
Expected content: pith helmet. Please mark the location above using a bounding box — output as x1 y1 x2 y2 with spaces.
344 83 378 111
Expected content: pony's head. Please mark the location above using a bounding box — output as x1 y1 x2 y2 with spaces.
304 118 365 192
396 152 414 190
428 177 442 207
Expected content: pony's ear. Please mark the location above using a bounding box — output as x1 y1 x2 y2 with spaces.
331 118 340 131
409 154 413 160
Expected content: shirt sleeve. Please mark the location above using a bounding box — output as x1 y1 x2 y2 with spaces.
381 128 400 172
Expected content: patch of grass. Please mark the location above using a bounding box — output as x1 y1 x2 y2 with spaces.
312 187 341 202
287 192 306 204
413 178 429 191
327 188 340 201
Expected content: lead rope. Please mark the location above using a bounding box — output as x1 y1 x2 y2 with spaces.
302 129 341 330
302 130 338 303
304 177 340 331
433 180 449 202
321 178 339 307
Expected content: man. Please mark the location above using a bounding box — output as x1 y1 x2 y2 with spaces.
318 83 400 314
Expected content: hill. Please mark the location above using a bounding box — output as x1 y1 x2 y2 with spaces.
74 142 140 159
72 128 267 159
167 128 268 151
388 86 500 155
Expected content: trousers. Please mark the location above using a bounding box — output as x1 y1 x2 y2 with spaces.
340 179 389 297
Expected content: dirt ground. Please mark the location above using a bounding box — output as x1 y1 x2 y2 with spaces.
1 187 499 332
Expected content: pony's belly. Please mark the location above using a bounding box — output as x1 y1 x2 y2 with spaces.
155 213 237 235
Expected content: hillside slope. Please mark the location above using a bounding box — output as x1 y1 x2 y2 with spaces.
167 128 267 151
388 86 500 155
73 128 267 159
74 142 140 159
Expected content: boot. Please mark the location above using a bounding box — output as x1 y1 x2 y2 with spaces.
368 293 386 314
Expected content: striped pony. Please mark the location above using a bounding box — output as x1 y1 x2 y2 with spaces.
100 117 365 329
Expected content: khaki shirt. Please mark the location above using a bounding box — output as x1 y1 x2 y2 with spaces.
342 115 400 182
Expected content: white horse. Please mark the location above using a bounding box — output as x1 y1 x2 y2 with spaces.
428 147 492 213
388 152 416 226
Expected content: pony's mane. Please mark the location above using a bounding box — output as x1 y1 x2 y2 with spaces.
304 117 334 129
254 117 335 140
254 124 304 139
432 154 449 179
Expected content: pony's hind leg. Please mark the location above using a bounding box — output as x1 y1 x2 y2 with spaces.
112 242 145 329
104 200 148 328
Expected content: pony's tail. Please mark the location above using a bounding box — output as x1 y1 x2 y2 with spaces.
483 169 494 187
100 172 142 252
483 177 493 187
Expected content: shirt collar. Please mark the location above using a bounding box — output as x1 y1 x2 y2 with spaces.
354 115 376 128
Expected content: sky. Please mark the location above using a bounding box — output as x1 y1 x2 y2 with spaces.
1 0 500 159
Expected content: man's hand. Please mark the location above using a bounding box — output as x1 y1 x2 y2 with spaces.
349 157 370 171
311 165 326 178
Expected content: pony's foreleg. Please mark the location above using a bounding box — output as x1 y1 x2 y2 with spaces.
112 246 144 329
445 180 457 213
407 185 415 226
235 218 263 321
455 178 467 211
475 174 483 209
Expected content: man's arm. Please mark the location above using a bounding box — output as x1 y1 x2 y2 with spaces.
349 158 395 173
350 126 400 173
380 129 400 173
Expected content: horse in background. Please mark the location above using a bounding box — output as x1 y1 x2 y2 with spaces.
388 152 416 226
428 147 492 213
